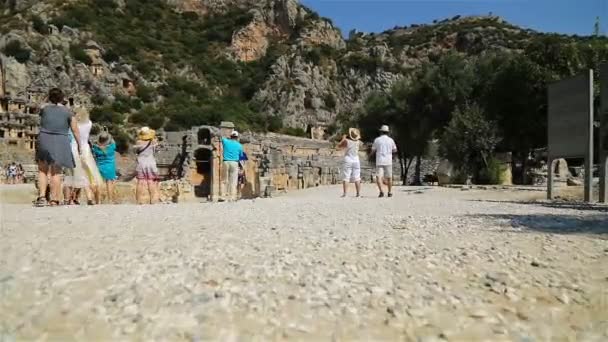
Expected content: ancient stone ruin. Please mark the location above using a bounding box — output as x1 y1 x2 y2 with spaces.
0 79 41 151
153 122 385 202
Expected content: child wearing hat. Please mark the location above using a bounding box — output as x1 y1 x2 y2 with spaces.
92 131 118 204
134 127 160 204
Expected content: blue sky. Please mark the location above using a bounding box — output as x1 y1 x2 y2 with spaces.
300 0 607 37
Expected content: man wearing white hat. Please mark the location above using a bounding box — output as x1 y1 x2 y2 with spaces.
372 125 397 198
221 130 244 201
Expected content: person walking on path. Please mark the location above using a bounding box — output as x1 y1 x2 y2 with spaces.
134 127 160 205
92 131 117 204
372 125 397 198
74 108 104 205
220 130 244 202
35 88 81 207
337 128 362 197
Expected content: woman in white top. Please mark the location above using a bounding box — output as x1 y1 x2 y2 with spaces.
337 128 362 197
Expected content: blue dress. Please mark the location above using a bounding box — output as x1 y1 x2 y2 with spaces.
92 142 117 181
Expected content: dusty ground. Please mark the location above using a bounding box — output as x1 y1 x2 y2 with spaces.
1 185 607 341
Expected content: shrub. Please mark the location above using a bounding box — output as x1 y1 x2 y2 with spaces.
91 94 106 106
280 127 307 137
136 84 156 103
102 49 120 63
2 41 31 63
70 44 92 65
324 93 337 109
342 53 380 73
90 106 124 125
476 157 505 185
266 115 283 132
32 15 48 34
93 0 117 9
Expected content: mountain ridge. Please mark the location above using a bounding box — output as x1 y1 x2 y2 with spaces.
0 0 601 144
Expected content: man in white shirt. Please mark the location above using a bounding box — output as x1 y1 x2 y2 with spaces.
372 125 397 198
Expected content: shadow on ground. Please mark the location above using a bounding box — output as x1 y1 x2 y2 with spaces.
468 213 608 235
466 199 608 235
399 187 434 193
470 199 608 213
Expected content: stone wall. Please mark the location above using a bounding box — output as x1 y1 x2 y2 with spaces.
149 124 449 202
240 131 398 197
153 126 386 201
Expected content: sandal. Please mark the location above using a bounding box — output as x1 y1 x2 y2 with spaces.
34 197 48 207
49 200 61 206
73 199 80 205
87 200 95 206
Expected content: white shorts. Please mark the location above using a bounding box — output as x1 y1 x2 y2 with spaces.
376 165 393 179
342 161 361 182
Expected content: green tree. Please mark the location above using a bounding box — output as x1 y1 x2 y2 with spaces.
419 52 475 131
525 35 581 77
440 104 501 182
482 54 548 184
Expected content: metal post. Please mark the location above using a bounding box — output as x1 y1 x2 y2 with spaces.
600 64 608 203
547 158 554 200
601 154 608 203
584 69 594 202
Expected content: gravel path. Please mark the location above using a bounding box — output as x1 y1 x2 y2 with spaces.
1 185 608 341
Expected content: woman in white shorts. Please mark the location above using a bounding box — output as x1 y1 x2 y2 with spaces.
337 128 361 197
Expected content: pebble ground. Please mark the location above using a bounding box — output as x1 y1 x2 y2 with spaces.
1 185 607 341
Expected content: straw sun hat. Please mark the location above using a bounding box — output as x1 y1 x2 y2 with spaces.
348 128 361 141
138 126 156 141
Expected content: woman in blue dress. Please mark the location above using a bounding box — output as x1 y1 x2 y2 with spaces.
92 132 117 204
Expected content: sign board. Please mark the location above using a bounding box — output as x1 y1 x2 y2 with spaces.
547 72 593 158
547 70 594 202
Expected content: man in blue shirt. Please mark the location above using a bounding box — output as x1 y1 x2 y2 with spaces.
221 130 244 201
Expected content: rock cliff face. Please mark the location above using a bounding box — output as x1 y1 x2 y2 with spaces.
0 0 551 134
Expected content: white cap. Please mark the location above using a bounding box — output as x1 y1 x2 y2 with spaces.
230 130 239 137
379 125 390 133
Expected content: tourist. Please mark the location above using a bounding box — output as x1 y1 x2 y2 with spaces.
338 128 362 197
371 125 397 198
220 130 244 201
7 162 17 185
237 151 248 199
34 88 81 207
92 131 117 204
75 108 104 205
62 132 77 204
134 127 160 205
17 164 24 183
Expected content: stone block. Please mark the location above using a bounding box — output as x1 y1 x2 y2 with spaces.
554 158 571 178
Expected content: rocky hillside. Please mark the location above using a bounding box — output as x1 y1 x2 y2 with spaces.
0 0 584 137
